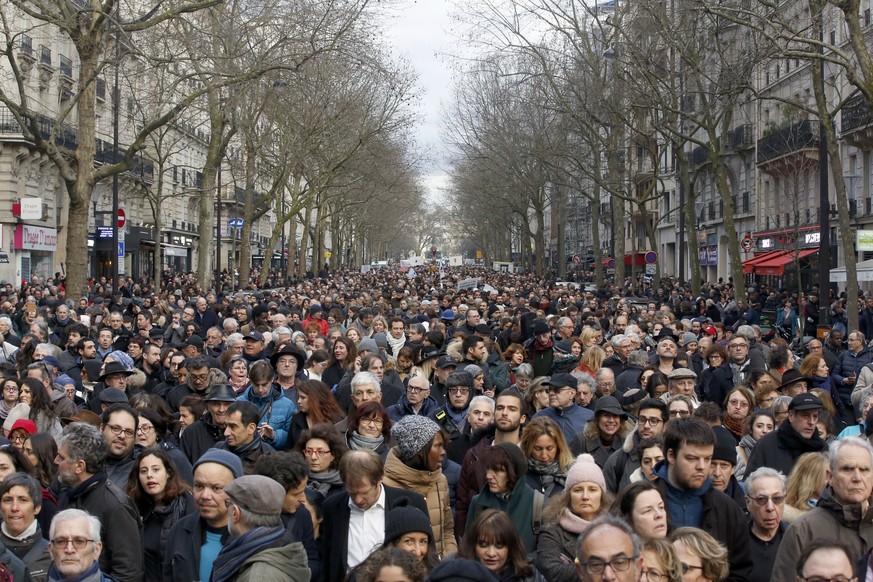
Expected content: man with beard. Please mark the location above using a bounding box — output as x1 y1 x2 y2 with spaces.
163 449 244 582
181 385 238 464
454 389 526 537
653 417 752 581
431 371 475 462
602 398 668 494
138 342 163 393
744 393 828 479
167 355 214 412
214 401 275 475
100 404 140 488
55 422 142 582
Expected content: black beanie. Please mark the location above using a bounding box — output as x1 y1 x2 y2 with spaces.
712 426 738 465
384 499 433 545
428 558 500 582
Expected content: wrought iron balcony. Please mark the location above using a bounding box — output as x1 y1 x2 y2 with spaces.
757 119 818 163
841 93 873 134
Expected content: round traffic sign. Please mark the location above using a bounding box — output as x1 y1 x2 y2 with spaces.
607 258 616 269
644 251 658 264
572 254 581 264
117 208 126 229
741 237 752 252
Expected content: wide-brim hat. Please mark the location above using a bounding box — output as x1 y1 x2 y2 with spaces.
205 384 238 402
98 361 134 382
269 344 306 369
778 369 812 393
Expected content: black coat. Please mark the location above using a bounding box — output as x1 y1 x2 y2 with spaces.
744 421 828 480
163 513 228 582
321 484 428 582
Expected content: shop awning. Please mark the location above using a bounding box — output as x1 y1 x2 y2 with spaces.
830 258 873 282
754 248 817 276
741 251 787 274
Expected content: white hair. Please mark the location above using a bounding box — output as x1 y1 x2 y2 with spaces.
50 509 101 544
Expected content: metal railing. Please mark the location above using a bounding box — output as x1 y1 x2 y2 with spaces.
757 119 818 163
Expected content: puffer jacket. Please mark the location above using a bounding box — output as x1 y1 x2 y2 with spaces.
381 447 457 558
237 384 295 449
771 487 873 582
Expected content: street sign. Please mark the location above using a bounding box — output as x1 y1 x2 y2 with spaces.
572 254 581 264
607 258 616 269
645 264 656 275
228 218 244 229
117 208 126 229
118 242 125 256
644 251 658 264
741 236 752 252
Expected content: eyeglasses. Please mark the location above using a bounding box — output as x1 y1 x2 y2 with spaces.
360 417 384 427
808 345 823 350
641 569 669 582
303 449 331 457
682 563 705 575
575 555 637 575
137 425 154 434
52 537 94 550
638 416 663 426
748 495 785 506
2 386 18 393
9 434 28 443
447 387 470 395
669 410 691 418
407 386 429 394
106 424 135 438
798 576 856 582
189 372 209 381
729 343 748 349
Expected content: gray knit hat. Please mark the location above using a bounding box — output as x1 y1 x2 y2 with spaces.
391 415 441 462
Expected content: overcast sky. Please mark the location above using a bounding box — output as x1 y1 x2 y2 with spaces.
385 1 456 202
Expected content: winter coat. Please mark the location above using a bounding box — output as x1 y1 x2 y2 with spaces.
214 438 276 475
568 423 623 468
535 524 579 582
386 394 440 423
744 420 828 480
382 448 457 558
163 514 222 582
180 413 225 463
233 540 312 582
141 492 196 582
699 363 734 405
602 432 642 495
654 474 753 582
467 477 542 555
455 431 495 537
532 405 593 446
0 524 50 582
237 384 295 449
833 346 873 406
486 352 510 392
771 487 873 582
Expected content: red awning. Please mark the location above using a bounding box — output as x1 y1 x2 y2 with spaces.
754 248 818 276
741 251 787 274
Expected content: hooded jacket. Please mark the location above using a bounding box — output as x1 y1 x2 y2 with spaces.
382 447 457 558
771 487 873 582
237 384 294 449
231 540 311 582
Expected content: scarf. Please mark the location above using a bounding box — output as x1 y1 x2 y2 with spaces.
348 431 385 452
534 338 554 351
776 420 827 457
229 377 249 394
210 525 286 582
527 458 567 493
738 434 757 456
0 400 14 421
228 433 264 457
387 333 406 356
309 469 344 495
722 414 745 439
1 518 37 541
59 472 107 508
558 507 591 534
48 560 104 582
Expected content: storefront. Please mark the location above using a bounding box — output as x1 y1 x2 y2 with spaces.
741 225 823 289
13 224 57 283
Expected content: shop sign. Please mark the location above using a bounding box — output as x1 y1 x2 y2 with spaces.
13 225 57 251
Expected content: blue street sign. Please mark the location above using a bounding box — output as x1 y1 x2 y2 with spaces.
228 218 244 228
118 242 124 256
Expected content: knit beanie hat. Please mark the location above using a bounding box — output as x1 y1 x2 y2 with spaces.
712 426 738 465
429 558 499 582
193 448 244 479
384 498 434 545
565 453 606 491
391 415 441 462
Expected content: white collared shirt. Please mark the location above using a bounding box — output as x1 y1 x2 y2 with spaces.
346 484 387 569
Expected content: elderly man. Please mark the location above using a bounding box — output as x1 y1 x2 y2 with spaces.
666 368 699 407
47 509 107 582
216 475 310 582
55 423 141 582
594 367 616 398
334 371 382 432
744 393 829 478
533 373 594 444
573 515 643 582
387 373 439 422
321 450 428 582
833 330 873 416
744 467 787 582
652 331 679 375
771 437 873 582
164 449 244 582
166 354 214 412
602 334 631 377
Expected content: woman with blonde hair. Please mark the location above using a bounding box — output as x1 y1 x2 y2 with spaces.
576 345 605 378
579 327 601 351
783 451 829 523
520 417 574 497
641 538 683 582
671 527 729 582
524 376 550 416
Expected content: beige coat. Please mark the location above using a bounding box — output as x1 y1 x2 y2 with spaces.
382 447 458 558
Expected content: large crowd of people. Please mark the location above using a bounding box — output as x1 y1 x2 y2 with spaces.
0 266 870 581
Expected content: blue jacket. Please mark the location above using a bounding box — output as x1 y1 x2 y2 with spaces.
386 394 441 422
237 385 295 449
833 346 873 404
532 405 594 445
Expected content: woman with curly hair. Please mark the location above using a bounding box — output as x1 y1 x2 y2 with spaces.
289 380 345 448
294 423 348 497
356 547 426 582
671 527 729 582
520 417 573 498
126 448 195 582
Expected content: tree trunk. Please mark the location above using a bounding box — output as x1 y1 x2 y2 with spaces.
238 135 257 286
196 96 227 291
297 196 314 277
591 192 604 288
533 207 545 276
